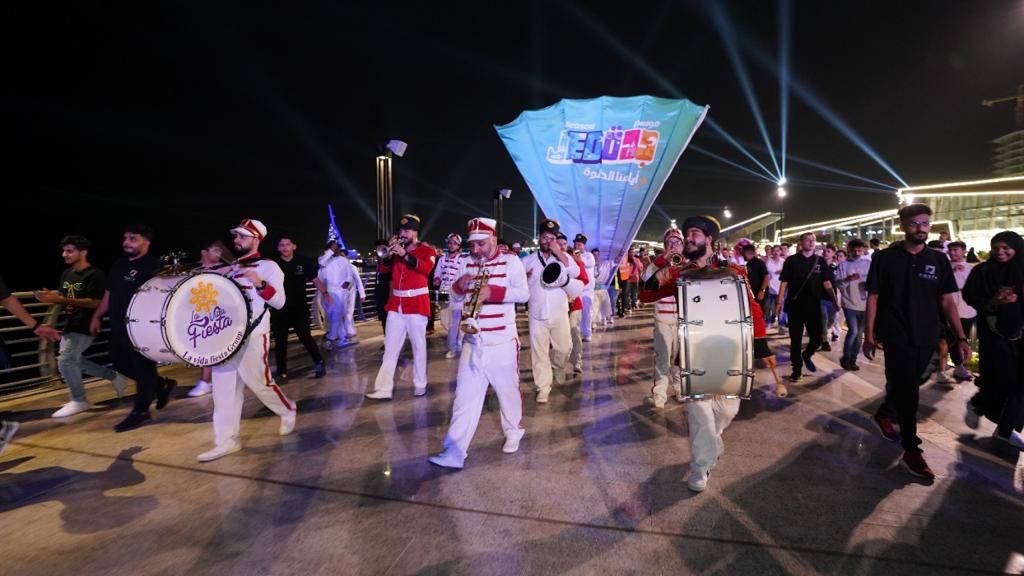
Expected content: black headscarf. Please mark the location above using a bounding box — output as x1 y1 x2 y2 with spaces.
962 230 1024 337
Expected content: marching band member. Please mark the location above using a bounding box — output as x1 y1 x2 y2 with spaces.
318 241 360 350
198 219 297 462
366 214 438 399
573 234 597 341
558 232 590 375
638 227 687 408
342 253 365 344
522 219 581 403
591 248 616 326
434 233 468 359
429 218 529 469
643 215 775 492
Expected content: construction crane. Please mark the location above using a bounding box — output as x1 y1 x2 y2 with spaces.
982 84 1024 130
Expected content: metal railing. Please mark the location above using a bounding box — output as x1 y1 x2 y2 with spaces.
0 265 381 396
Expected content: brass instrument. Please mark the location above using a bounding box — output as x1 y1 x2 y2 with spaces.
375 245 389 260
379 237 410 259
459 268 492 334
668 253 685 266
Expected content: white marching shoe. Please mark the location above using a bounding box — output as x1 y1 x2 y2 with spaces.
428 449 465 469
198 439 241 463
503 430 525 454
188 380 212 398
279 411 296 436
52 401 91 418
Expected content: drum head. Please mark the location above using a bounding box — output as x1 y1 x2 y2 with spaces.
163 273 251 366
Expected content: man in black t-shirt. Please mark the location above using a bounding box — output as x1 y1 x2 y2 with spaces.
742 244 769 307
271 236 325 380
776 232 837 382
35 235 129 417
864 203 969 480
89 225 177 432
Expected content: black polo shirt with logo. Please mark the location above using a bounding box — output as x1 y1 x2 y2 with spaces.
780 252 833 311
866 242 957 346
106 254 161 331
274 255 318 315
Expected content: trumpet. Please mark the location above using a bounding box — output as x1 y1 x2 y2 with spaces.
668 252 685 266
460 268 492 334
375 245 389 260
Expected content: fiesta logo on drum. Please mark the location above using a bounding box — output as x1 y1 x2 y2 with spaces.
186 281 235 348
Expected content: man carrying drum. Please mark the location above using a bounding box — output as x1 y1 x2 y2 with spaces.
642 215 777 492
197 219 297 462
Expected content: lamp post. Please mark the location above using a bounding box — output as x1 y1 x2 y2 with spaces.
494 188 511 238
376 140 407 240
776 181 788 244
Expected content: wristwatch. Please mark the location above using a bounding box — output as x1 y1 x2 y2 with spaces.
257 280 267 290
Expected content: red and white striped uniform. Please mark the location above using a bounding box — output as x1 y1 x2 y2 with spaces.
434 251 468 310
451 251 530 346
211 253 295 447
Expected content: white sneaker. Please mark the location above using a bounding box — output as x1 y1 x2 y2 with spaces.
964 401 980 430
188 380 213 398
445 350 458 359
414 387 427 397
52 401 91 418
582 336 591 342
279 411 296 436
0 421 19 456
111 374 129 399
197 440 241 462
536 389 550 404
994 430 1024 449
365 389 393 400
935 370 952 385
643 395 667 409
503 430 525 454
688 466 710 492
954 365 973 381
428 449 465 469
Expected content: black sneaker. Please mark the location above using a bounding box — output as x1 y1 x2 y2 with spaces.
789 370 802 382
901 451 935 480
839 357 850 370
873 414 901 443
156 379 177 410
850 363 860 371
819 342 832 352
114 411 151 432
313 361 326 379
802 353 818 373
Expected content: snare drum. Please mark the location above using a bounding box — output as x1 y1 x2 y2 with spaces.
676 269 754 399
126 272 252 367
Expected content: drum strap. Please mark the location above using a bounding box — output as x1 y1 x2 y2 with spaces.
244 309 269 342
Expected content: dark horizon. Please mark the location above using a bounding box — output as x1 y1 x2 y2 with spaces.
4 1 1022 288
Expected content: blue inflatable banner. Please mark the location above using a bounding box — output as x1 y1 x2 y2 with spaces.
496 95 707 263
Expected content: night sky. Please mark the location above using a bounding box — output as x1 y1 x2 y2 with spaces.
4 1 1022 288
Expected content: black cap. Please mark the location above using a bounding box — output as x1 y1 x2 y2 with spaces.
574 233 588 244
538 218 560 236
680 215 721 242
398 214 421 231
555 232 568 241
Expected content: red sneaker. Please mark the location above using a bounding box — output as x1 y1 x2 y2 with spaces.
873 414 900 443
901 451 935 480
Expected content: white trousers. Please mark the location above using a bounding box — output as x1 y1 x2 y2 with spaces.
687 396 740 471
446 307 463 353
593 290 613 322
211 333 295 446
569 310 583 369
442 338 524 457
528 314 570 393
324 290 350 342
344 290 358 339
580 294 593 338
652 320 682 403
373 312 428 393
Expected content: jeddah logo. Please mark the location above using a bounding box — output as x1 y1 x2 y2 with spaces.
546 123 661 167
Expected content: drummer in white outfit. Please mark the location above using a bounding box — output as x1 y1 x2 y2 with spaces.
198 219 297 463
521 219 581 404
434 233 468 359
429 218 529 469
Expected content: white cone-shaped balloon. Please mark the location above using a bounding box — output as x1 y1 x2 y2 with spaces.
496 95 707 263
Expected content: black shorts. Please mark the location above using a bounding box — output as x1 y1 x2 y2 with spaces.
754 337 772 359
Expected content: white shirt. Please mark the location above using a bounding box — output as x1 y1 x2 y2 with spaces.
318 254 358 295
522 251 581 321
950 261 977 320
433 252 466 293
348 261 366 299
594 260 616 288
227 258 285 336
641 262 676 324
577 250 596 293
450 252 530 346
765 257 784 295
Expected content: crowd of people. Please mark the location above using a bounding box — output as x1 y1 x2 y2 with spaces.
1 203 1022 490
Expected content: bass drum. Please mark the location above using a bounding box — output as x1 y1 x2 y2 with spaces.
126 272 252 367
676 269 754 399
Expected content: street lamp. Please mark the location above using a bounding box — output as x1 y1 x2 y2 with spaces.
493 188 512 238
376 139 407 240
776 185 788 243
723 207 733 219
670 218 678 229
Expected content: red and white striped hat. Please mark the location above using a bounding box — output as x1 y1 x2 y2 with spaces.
467 217 497 241
231 219 267 241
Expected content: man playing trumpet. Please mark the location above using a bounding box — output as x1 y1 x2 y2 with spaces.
366 215 438 399
429 218 529 468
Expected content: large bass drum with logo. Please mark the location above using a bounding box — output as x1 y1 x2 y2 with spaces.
126 272 252 367
676 267 754 399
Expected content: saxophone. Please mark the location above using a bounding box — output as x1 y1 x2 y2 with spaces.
459 268 492 334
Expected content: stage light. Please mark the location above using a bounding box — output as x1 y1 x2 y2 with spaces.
777 186 788 198
777 177 787 186
670 218 678 229
386 140 408 158
498 188 512 199
723 208 733 219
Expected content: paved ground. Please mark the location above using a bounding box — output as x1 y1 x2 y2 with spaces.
1 310 1022 575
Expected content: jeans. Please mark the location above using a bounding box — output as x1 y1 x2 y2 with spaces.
762 293 778 326
842 308 866 363
58 332 119 403
821 300 837 342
